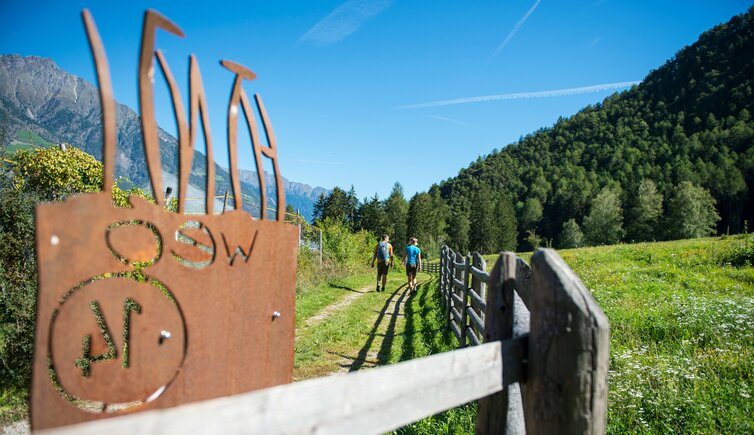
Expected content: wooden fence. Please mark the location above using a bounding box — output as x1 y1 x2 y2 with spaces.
439 245 609 433
421 260 440 274
44 247 608 435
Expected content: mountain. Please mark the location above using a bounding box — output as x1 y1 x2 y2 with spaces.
0 54 327 221
238 169 328 220
435 7 754 250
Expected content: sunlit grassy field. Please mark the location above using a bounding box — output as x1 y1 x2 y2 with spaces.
559 236 754 433
294 235 753 433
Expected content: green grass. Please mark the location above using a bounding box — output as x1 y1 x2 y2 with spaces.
293 267 477 433
294 269 409 379
295 272 376 328
474 236 753 433
6 130 55 154
0 387 27 426
561 237 754 433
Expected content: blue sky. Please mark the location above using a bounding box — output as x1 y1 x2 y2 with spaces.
1 1 751 200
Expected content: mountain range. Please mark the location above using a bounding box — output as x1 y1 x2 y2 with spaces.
0 54 327 220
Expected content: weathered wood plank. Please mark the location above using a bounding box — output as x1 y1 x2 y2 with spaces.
466 305 484 337
42 343 504 435
445 248 454 328
450 320 462 341
466 327 481 346
525 249 609 435
469 266 489 283
453 277 464 291
472 252 488 347
468 288 487 312
451 306 463 323
460 254 471 348
476 252 526 435
451 292 464 306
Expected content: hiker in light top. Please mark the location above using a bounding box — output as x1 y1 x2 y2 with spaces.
403 237 421 293
370 234 393 292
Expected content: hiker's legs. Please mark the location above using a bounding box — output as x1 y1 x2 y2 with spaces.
406 265 416 290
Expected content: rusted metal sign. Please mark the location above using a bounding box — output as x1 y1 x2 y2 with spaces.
31 9 297 430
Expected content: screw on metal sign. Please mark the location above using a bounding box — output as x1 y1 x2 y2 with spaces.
30 9 297 431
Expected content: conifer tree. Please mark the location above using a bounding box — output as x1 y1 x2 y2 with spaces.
626 179 663 242
407 192 434 244
494 193 518 251
469 184 496 254
384 182 408 249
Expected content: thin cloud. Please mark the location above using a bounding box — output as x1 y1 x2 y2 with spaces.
486 0 542 64
396 81 641 109
295 159 347 165
428 115 476 127
298 0 393 46
591 36 602 46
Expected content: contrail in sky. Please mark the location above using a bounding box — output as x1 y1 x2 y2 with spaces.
428 115 476 127
395 81 642 109
486 0 542 64
298 0 393 46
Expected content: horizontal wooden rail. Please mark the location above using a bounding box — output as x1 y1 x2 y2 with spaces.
468 289 486 312
466 328 481 346
467 306 484 334
451 306 463 323
43 343 504 435
451 293 464 306
452 278 464 291
449 321 462 341
469 266 489 282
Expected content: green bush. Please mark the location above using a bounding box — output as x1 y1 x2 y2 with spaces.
0 177 39 395
296 219 375 292
0 147 170 424
717 232 754 267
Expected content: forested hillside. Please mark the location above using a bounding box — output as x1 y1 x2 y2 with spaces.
434 7 754 252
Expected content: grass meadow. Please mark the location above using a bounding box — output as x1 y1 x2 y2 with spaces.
294 235 753 433
561 236 753 433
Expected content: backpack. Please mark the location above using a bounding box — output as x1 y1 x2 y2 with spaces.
377 242 390 261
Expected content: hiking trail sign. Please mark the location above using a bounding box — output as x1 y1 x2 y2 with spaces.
31 9 297 431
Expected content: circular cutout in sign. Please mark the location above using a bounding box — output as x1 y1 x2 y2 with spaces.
49 275 186 412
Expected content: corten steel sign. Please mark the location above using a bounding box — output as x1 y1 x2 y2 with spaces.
30 9 297 430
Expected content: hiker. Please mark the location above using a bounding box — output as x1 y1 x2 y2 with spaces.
370 234 393 292
403 237 422 293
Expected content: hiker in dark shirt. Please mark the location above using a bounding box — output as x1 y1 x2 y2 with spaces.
370 234 393 292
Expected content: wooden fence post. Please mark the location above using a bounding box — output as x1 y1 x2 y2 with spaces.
451 251 464 342
471 252 487 343
525 249 609 434
476 252 521 434
439 246 445 296
459 253 471 348
445 248 456 328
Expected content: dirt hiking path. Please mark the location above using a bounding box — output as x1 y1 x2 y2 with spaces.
294 273 437 380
